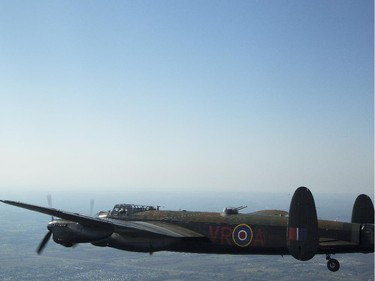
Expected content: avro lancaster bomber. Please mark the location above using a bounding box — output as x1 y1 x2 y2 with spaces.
1 187 373 272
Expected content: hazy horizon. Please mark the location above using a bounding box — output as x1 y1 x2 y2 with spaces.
2 188 372 223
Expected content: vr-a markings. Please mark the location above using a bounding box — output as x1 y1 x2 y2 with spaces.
209 225 233 245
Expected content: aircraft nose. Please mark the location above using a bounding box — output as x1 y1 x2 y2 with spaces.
47 221 55 231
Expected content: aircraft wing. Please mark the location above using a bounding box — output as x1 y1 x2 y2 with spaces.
319 238 358 247
317 220 363 252
318 237 360 254
0 200 203 238
105 219 204 237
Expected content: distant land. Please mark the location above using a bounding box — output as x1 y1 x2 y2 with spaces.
0 191 373 281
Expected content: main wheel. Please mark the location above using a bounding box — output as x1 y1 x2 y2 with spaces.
327 258 340 272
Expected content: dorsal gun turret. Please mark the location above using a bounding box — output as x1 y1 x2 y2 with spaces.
222 206 247 216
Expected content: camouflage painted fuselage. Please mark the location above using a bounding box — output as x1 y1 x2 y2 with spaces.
97 209 373 255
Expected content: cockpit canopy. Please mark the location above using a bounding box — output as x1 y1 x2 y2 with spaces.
111 204 157 216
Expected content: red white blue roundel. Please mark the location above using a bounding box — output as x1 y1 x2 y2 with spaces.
232 224 253 247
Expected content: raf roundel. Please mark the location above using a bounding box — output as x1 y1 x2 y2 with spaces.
232 224 253 247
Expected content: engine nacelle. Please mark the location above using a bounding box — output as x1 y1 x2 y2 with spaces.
49 221 113 247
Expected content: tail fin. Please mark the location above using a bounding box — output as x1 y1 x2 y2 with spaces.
351 194 374 224
287 187 319 261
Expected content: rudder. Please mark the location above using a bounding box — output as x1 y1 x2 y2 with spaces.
287 186 319 261
351 194 374 224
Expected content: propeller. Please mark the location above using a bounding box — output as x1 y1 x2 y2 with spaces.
37 230 52 255
36 196 93 254
37 195 54 255
47 194 53 220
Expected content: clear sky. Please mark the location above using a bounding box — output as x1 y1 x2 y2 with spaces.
0 0 373 196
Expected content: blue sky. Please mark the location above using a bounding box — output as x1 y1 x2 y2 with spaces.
0 0 373 195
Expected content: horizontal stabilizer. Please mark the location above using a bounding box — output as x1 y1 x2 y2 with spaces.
287 187 318 261
351 194 374 224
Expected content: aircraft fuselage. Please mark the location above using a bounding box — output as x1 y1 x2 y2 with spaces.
93 210 373 255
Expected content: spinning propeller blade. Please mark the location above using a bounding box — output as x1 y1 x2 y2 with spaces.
37 194 55 254
37 230 52 255
47 194 53 221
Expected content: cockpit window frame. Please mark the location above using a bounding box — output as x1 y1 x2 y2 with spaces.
111 204 156 216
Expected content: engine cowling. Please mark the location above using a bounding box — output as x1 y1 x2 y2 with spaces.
49 221 113 247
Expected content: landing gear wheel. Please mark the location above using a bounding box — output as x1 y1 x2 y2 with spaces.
327 259 340 272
